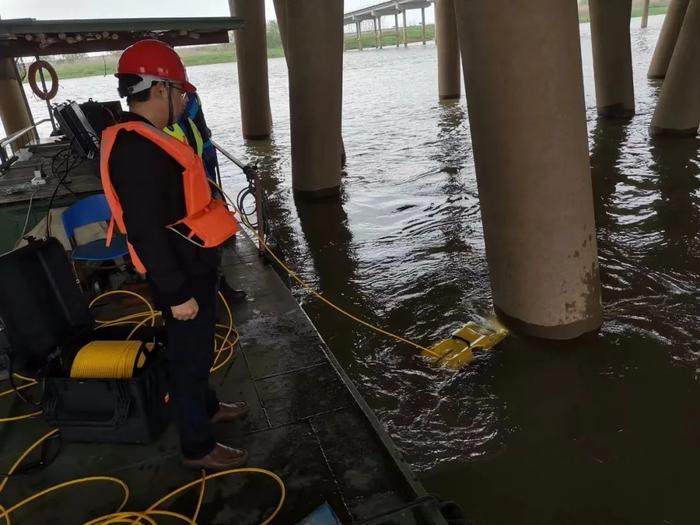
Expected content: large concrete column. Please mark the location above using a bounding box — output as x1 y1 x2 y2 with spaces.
454 0 602 339
0 58 35 150
650 0 700 136
435 0 461 100
589 0 635 118
648 0 690 79
229 0 272 139
378 16 384 49
286 0 344 197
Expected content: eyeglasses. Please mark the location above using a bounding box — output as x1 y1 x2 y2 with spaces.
168 83 187 100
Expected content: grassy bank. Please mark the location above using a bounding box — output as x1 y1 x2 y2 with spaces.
39 44 285 81
579 5 668 22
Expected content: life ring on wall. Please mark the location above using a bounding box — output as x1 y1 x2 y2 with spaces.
28 60 59 101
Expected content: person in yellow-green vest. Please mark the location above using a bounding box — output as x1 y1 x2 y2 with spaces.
164 93 211 178
165 116 204 157
165 93 247 304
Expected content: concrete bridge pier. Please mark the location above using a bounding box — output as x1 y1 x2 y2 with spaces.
650 0 700 136
402 10 408 47
454 0 603 339
378 16 384 49
589 0 635 118
642 0 651 28
436 0 461 100
395 13 400 47
648 0 690 79
356 21 364 50
0 58 35 150
282 0 344 197
421 7 427 45
229 0 272 139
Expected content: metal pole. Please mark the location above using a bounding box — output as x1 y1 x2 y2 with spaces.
254 172 265 256
421 7 426 44
210 139 266 255
641 0 650 27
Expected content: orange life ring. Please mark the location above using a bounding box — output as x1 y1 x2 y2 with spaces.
28 60 59 100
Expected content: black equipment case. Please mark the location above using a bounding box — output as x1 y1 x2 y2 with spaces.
0 238 170 443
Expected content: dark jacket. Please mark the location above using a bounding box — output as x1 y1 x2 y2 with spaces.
108 112 219 306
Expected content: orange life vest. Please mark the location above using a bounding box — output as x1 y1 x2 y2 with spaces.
100 121 239 274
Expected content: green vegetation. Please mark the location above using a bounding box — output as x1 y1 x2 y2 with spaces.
27 22 287 82
36 44 286 81
579 5 668 22
578 0 670 22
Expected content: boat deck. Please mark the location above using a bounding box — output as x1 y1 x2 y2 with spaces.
0 234 450 524
0 141 101 252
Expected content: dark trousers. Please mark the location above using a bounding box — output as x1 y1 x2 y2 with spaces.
159 272 220 459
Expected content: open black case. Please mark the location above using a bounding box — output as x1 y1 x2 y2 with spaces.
0 238 170 443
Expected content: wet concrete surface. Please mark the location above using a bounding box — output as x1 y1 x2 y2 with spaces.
0 235 448 524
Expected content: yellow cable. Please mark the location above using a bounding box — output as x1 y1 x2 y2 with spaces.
210 292 236 373
209 179 439 358
0 430 128 525
191 470 206 525
11 373 35 384
126 313 161 341
0 411 42 424
0 376 37 398
145 467 285 525
95 312 156 330
87 513 158 525
0 429 58 494
0 233 281 525
70 341 148 380
90 290 156 324
1 477 129 524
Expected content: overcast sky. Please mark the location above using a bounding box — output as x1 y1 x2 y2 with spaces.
1 1 432 24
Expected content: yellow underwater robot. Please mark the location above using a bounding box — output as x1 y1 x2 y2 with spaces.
423 321 508 369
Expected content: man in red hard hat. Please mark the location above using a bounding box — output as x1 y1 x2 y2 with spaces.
102 39 248 470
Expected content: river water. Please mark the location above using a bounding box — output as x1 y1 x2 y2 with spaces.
15 14 700 524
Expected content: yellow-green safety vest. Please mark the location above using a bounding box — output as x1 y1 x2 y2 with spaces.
163 118 204 158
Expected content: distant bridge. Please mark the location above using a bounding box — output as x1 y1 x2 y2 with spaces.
343 1 434 49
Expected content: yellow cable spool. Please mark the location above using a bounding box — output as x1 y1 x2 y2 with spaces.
70 341 154 380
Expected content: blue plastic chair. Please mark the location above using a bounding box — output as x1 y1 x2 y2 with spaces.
62 194 129 262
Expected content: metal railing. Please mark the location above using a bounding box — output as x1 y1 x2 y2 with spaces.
0 119 51 172
210 139 266 256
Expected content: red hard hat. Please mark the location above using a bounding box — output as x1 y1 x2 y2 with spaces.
116 39 196 94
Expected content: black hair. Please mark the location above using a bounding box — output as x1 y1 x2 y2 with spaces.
117 74 156 105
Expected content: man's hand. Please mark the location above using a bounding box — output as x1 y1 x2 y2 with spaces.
171 298 199 320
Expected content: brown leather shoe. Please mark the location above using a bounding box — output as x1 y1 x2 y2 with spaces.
182 443 248 471
211 401 250 424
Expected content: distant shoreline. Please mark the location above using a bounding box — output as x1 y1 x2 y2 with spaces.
26 9 666 83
